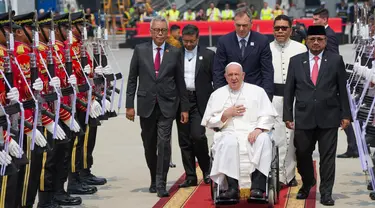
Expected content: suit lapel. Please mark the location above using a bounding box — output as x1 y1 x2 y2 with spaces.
302 53 314 86
316 52 328 86
195 46 202 78
146 42 156 79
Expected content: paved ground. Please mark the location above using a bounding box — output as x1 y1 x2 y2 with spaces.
54 44 375 208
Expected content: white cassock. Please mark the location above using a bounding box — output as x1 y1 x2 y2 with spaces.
270 39 307 184
201 83 278 189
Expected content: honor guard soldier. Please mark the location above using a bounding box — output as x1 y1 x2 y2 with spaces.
53 12 99 195
0 12 29 208
36 11 84 206
13 11 67 208
69 11 108 186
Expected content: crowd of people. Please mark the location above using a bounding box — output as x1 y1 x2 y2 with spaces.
126 4 354 206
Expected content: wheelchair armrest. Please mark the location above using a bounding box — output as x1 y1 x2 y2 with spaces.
212 127 221 132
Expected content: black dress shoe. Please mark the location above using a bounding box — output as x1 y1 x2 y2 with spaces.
80 173 107 185
157 189 170 198
288 177 298 187
203 173 211 184
67 183 98 195
337 152 359 158
249 189 264 199
320 194 335 206
54 191 82 206
179 179 197 188
296 179 316 199
149 183 157 193
368 181 373 190
218 189 239 200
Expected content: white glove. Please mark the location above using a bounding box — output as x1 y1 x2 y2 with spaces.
0 150 11 166
90 100 101 118
8 139 23 157
353 62 360 72
94 66 103 75
104 99 111 112
102 65 112 75
45 122 66 140
26 129 47 148
68 75 77 85
83 64 91 74
365 67 373 80
6 87 19 102
32 78 43 91
63 117 81 133
49 76 61 88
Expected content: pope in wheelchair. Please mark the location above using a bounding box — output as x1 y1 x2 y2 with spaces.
202 62 279 204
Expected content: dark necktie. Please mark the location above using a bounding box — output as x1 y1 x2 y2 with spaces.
154 47 161 77
240 39 246 58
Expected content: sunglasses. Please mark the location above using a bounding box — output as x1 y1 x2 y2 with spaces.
274 26 289 31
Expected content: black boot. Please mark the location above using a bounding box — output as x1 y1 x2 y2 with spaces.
53 190 82 206
37 191 62 208
67 172 98 195
80 169 107 185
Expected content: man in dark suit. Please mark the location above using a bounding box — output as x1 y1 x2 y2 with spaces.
213 6 274 100
313 8 339 54
176 24 214 188
126 16 189 198
314 7 359 159
283 25 351 206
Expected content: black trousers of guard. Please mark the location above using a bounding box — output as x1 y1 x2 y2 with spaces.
39 125 69 194
344 124 358 153
15 134 45 208
76 110 96 171
176 92 210 180
57 111 85 189
294 127 338 195
0 173 18 208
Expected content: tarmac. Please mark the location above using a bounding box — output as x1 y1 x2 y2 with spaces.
54 44 375 208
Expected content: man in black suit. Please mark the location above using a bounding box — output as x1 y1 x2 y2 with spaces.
176 25 214 188
313 8 339 54
283 25 351 206
126 16 189 198
213 6 274 100
314 7 359 159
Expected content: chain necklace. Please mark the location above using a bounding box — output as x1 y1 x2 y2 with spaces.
228 83 244 106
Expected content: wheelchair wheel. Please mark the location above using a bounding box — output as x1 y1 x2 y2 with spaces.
268 189 275 208
274 146 280 203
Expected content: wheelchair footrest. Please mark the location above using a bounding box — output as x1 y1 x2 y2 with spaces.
215 198 239 205
247 196 268 203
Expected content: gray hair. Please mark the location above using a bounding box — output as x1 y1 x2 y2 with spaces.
235 6 252 21
150 16 169 30
225 62 243 73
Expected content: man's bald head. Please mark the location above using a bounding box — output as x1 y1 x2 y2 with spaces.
225 62 245 91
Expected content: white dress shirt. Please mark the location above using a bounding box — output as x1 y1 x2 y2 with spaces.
309 50 324 77
236 32 250 48
152 41 165 63
184 46 197 91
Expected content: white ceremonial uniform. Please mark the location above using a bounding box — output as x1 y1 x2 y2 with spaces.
270 39 307 184
201 83 278 189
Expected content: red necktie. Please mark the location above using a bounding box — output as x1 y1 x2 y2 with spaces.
154 48 161 77
311 56 319 85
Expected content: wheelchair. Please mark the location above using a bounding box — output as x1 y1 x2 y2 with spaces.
209 138 280 207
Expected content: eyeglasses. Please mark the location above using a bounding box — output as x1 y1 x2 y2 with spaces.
150 28 168 34
307 37 326 42
274 26 289 31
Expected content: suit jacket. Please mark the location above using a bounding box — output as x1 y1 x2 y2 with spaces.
126 42 189 118
283 51 351 130
182 46 215 116
213 31 274 100
325 26 339 54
